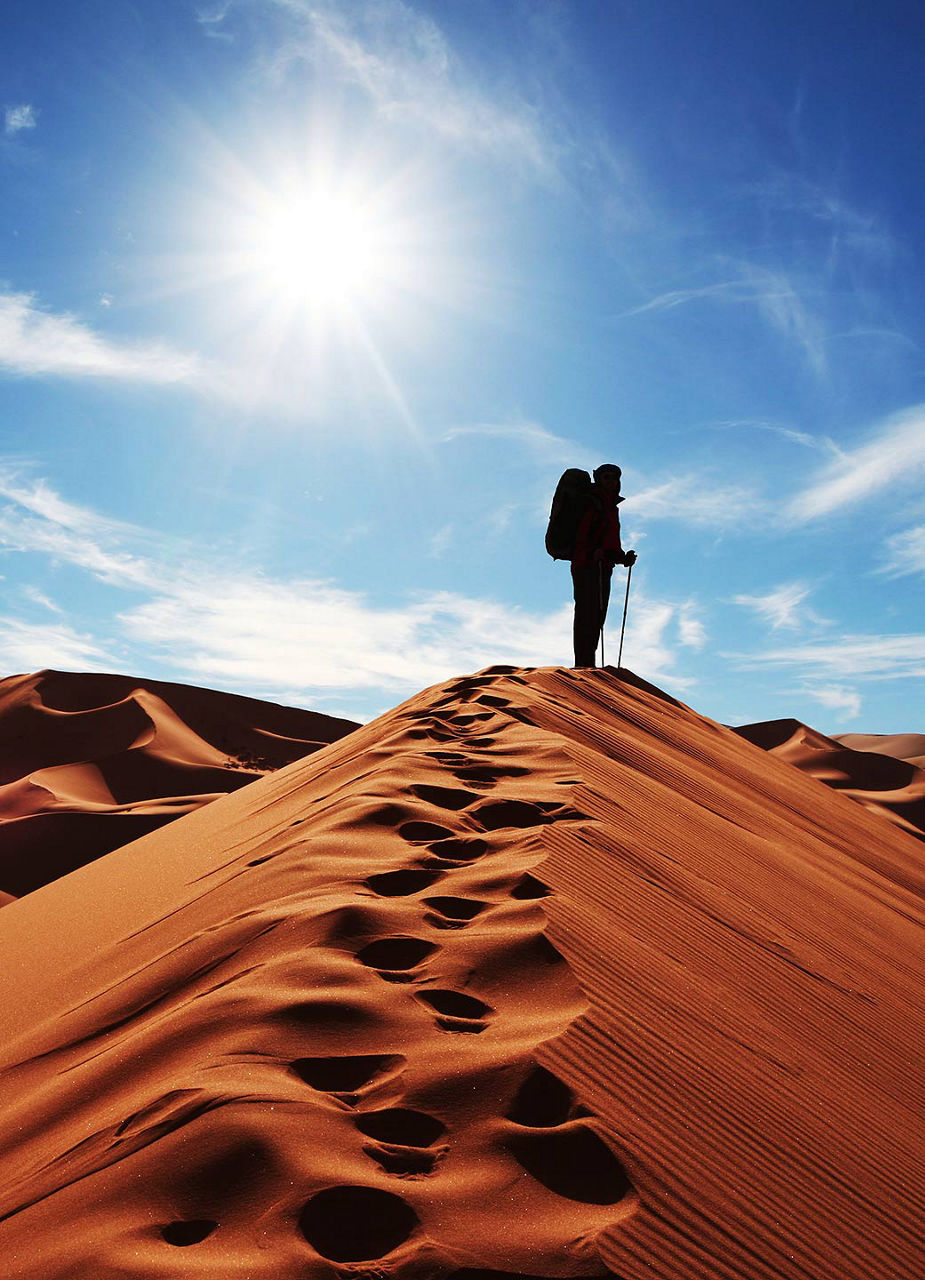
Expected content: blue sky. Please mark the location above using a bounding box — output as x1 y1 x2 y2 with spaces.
1 0 923 729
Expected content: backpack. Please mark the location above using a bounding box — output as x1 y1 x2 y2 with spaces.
545 468 592 560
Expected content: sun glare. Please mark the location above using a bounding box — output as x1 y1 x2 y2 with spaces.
249 187 393 311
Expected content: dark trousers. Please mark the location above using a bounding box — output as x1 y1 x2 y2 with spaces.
571 562 612 667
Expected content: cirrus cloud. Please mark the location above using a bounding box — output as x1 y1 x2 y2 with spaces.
0 292 204 386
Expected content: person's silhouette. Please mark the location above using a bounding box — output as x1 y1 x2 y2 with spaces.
569 464 636 668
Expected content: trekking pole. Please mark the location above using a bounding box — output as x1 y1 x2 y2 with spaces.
617 561 633 669
598 561 605 667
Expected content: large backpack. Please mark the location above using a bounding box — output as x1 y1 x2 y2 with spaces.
545 468 592 560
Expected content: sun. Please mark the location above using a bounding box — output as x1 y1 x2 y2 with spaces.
246 184 395 312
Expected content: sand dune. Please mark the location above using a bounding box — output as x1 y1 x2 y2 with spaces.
0 670 358 901
735 717 925 842
834 732 925 769
0 666 921 1279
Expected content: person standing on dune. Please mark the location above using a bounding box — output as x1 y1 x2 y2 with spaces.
546 463 636 668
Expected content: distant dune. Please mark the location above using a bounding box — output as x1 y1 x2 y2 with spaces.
0 670 359 902
734 717 925 842
0 665 921 1279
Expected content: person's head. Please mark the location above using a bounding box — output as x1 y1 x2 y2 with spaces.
593 463 621 494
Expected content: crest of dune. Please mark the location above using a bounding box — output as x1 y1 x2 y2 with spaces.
0 666 921 1279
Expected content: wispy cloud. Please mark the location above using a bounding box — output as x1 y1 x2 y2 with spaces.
21 585 62 614
801 684 862 721
443 421 598 472
786 403 925 522
120 577 698 697
0 618 112 673
4 104 37 136
623 260 826 376
0 292 203 385
1 470 700 702
120 578 568 693
626 475 764 529
748 172 896 269
259 0 556 179
732 581 825 631
0 471 157 588
707 418 839 453
732 634 924 682
677 602 707 649
428 524 453 559
880 525 925 578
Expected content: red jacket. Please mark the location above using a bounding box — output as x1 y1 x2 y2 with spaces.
572 490 625 569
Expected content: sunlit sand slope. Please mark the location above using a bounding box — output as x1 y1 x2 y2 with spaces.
0 666 921 1279
736 717 925 841
0 670 358 900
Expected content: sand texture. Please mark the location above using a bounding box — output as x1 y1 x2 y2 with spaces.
0 666 922 1279
0 670 358 901
735 717 925 842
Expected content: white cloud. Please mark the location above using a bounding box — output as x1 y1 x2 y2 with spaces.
708 418 839 453
624 279 753 317
677 602 706 649
118 575 690 696
21 585 62 613
0 472 156 588
0 619 111 674
428 524 453 558
0 291 203 385
4 104 36 135
732 634 924 682
626 475 763 529
624 261 826 376
1 469 703 702
444 421 598 473
880 525 925 578
803 684 862 721
786 404 925 523
260 0 556 179
748 173 896 270
732 581 824 631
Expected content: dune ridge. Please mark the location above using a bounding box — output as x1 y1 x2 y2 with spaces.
0 666 921 1279
735 716 925 842
0 670 359 901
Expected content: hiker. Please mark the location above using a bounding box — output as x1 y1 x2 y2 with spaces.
546 464 636 668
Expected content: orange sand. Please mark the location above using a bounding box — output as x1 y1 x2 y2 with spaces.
0 666 921 1279
0 670 358 901
736 717 925 842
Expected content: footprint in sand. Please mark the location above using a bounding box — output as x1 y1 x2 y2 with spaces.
453 763 530 788
416 988 493 1034
469 798 560 831
355 1106 448 1177
423 895 489 929
510 874 551 900
424 750 470 766
405 722 456 742
398 820 456 843
364 868 444 897
290 1053 405 1106
422 836 489 867
474 693 512 709
504 1066 632 1206
299 1185 419 1262
442 711 496 728
411 783 480 810
161 1219 217 1247
356 936 439 983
